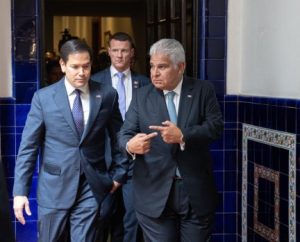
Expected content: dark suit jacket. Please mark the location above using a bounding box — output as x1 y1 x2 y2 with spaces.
13 79 127 207
118 77 223 218
92 68 150 177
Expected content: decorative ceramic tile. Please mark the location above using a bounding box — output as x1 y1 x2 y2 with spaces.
253 164 280 241
242 124 296 242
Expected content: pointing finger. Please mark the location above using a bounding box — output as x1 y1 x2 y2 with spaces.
161 120 173 126
149 125 165 131
143 132 158 140
134 133 148 138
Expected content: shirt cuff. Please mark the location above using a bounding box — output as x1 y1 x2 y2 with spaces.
180 134 185 151
126 142 136 160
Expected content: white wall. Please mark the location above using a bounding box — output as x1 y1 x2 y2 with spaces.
0 0 12 97
227 0 300 99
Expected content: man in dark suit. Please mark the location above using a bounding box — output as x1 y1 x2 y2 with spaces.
118 38 223 242
13 39 127 242
92 32 149 242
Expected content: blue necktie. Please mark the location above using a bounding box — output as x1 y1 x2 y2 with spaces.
166 91 182 177
116 72 126 120
166 91 177 124
72 89 84 137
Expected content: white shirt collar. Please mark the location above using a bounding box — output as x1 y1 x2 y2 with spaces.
110 66 130 78
64 77 89 96
163 78 183 96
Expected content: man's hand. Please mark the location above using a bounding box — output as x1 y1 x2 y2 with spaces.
110 180 121 193
127 132 158 154
150 121 183 144
13 196 31 225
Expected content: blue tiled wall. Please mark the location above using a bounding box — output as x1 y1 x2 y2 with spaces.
1 0 299 241
199 1 299 242
0 0 41 241
199 1 238 242
232 96 300 242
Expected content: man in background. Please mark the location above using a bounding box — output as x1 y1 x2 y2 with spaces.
13 39 127 242
119 38 223 242
45 59 64 85
92 32 149 242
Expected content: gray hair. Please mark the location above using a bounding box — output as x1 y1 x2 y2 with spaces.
149 39 186 65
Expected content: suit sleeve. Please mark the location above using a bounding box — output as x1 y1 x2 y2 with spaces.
107 92 129 183
13 92 45 196
118 91 140 155
182 82 223 148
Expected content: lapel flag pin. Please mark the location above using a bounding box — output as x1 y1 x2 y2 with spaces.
133 81 139 88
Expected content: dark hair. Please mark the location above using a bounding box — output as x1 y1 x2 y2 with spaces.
59 39 93 63
108 32 134 48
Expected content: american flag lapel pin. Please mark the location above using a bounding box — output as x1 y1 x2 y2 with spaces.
133 80 139 88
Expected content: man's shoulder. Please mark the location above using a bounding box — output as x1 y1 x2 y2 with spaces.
91 68 110 83
131 71 150 84
184 76 214 89
36 78 63 95
136 82 155 95
89 79 117 95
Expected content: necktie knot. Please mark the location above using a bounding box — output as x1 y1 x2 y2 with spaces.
74 89 81 96
166 91 175 100
116 72 125 81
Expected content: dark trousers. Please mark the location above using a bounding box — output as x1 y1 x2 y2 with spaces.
38 175 99 242
122 179 143 242
97 189 124 242
136 179 215 242
97 179 143 242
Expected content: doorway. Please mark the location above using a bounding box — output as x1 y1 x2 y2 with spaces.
42 0 148 86
42 0 198 85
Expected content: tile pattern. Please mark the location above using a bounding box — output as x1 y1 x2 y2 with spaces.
242 124 296 242
2 0 300 241
254 164 280 242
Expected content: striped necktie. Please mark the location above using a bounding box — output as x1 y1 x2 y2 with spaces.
72 89 84 136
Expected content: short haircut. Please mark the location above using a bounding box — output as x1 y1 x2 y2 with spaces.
108 32 134 48
149 39 185 65
60 39 93 63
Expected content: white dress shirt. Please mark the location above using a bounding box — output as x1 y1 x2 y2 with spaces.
163 78 183 115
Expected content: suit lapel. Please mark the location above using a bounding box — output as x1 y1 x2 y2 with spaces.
178 77 194 128
53 80 79 138
131 73 142 90
151 87 170 122
82 81 102 140
105 68 113 86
